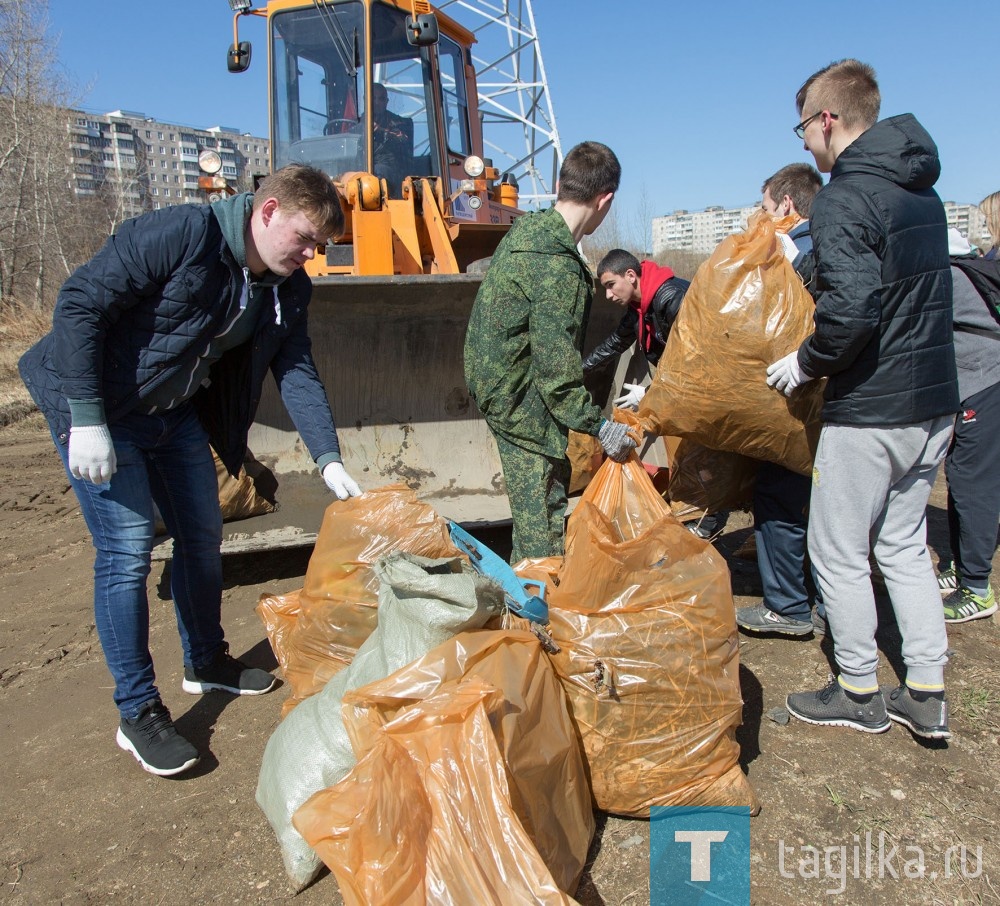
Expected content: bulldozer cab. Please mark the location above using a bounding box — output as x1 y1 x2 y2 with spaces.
273 1 444 193
263 0 518 276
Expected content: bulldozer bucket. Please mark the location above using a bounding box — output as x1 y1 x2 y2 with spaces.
155 273 623 556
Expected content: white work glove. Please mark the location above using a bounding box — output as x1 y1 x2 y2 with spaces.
597 419 638 463
613 382 646 411
322 461 362 500
777 231 799 263
68 425 117 484
766 351 812 397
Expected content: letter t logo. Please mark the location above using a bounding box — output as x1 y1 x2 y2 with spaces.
675 831 729 882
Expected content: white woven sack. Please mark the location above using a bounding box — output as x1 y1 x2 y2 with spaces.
256 551 503 889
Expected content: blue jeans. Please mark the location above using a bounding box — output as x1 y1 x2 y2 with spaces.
753 462 823 622
54 402 224 719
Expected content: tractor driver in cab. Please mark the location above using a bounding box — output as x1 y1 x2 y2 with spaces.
371 82 413 194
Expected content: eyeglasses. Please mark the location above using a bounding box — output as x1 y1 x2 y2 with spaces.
793 110 837 139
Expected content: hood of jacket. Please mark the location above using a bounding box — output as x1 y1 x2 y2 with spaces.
211 190 286 303
831 113 940 191
212 192 254 270
635 260 675 353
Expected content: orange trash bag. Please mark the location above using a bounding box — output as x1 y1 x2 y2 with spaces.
566 429 603 493
293 630 593 905
536 455 760 817
664 437 759 520
256 485 460 714
638 210 823 476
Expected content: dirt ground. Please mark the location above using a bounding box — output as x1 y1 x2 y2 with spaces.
1 411 998 906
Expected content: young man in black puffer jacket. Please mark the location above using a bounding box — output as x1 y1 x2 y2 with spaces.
770 60 958 741
19 165 362 777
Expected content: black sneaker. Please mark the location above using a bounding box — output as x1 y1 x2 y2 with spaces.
182 643 276 695
786 677 890 733
881 685 951 740
116 700 200 777
936 566 960 595
811 609 829 638
736 603 813 637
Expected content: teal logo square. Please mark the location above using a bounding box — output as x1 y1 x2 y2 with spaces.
650 806 750 905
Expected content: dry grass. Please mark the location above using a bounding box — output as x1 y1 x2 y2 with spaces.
0 302 51 426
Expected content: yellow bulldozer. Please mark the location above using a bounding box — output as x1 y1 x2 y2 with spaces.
190 0 621 553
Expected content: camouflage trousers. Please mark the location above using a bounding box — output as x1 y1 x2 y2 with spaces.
494 434 571 564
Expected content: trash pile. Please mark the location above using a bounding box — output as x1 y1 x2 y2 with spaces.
248 211 841 899
254 461 758 900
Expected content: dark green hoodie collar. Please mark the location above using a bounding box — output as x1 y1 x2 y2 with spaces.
210 192 285 288
211 192 253 269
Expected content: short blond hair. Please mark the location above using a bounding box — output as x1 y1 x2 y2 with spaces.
980 190 1000 250
796 59 880 132
254 164 345 239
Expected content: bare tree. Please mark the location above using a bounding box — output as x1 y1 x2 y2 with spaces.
628 181 654 255
0 0 83 309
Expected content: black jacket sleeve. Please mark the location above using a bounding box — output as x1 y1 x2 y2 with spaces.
582 307 639 372
648 276 690 348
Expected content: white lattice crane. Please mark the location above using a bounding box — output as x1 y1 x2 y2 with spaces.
435 0 562 208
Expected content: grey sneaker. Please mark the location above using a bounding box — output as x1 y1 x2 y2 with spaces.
811 609 829 638
882 685 950 740
116 699 200 777
937 566 960 595
182 643 277 696
736 603 813 637
786 677 890 733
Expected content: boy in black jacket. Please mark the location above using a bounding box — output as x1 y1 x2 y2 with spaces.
770 60 958 740
19 166 362 777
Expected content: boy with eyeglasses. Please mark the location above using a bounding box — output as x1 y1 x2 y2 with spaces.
767 60 958 740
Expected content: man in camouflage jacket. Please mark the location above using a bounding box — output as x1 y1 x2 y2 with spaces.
464 142 635 561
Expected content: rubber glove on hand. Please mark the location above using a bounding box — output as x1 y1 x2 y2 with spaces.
68 425 117 484
597 419 638 462
613 382 646 411
777 231 799 263
322 462 362 500
766 351 811 397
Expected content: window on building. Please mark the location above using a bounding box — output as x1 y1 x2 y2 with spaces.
152 187 159 195
173 175 179 183
164 188 171 197
161 160 167 168
157 131 163 140
170 148 176 156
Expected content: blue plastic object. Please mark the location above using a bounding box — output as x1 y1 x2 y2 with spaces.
448 522 549 624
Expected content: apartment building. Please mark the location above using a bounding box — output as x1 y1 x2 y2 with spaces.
652 204 758 256
67 108 270 218
944 201 989 247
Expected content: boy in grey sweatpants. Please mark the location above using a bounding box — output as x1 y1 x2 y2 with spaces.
767 59 959 739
